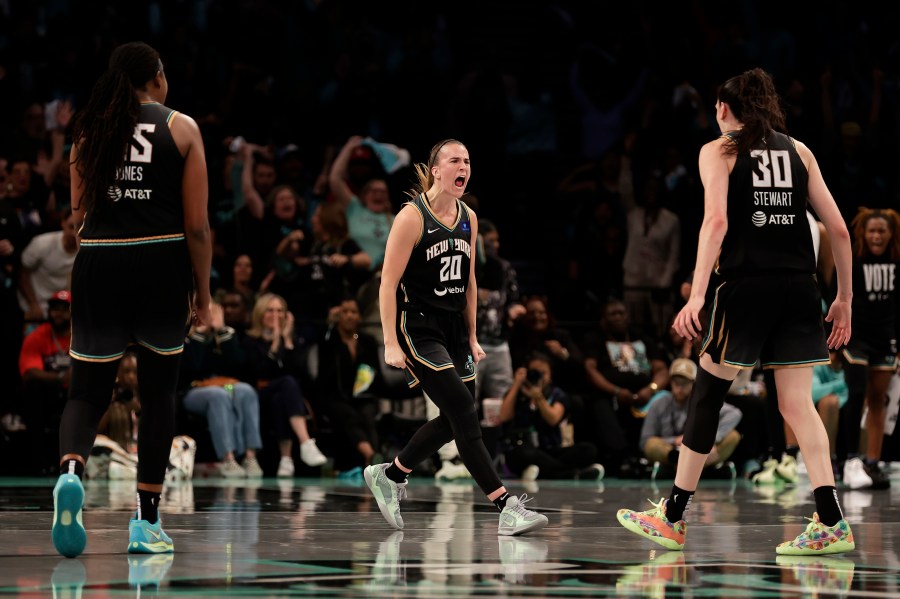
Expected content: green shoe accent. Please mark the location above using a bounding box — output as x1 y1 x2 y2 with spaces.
776 513 855 555
128 515 174 554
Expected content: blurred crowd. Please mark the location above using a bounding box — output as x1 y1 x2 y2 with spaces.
1 1 899 485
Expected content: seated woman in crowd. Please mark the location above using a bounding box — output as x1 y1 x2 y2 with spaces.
180 302 264 478
243 293 328 476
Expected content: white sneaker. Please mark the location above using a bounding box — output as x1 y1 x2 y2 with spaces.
277 456 295 478
498 494 548 536
364 463 408 530
243 456 264 477
435 460 472 480
776 454 798 483
521 465 540 482
843 457 873 490
300 439 327 467
219 458 246 478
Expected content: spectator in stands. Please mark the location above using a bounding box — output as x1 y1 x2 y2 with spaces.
621 173 681 339
640 359 741 479
221 289 251 334
230 253 258 308
268 201 371 343
17 208 78 323
97 350 140 455
509 296 584 393
499 352 601 481
328 135 395 270
18 290 71 473
243 293 327 476
311 298 381 470
474 218 524 402
181 302 264 478
582 298 669 473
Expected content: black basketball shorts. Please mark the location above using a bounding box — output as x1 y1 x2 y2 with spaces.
397 309 476 387
700 272 830 370
70 237 193 362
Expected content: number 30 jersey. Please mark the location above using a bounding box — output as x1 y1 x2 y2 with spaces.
398 193 473 313
717 130 816 276
80 102 186 240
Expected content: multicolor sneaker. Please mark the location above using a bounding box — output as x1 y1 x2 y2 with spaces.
775 554 855 593
127 515 174 554
617 498 687 550
52 474 87 558
498 494 548 536
776 513 855 555
364 463 408 530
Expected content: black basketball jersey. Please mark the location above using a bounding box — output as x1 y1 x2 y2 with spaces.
852 256 898 331
716 131 816 276
80 102 185 240
398 194 473 313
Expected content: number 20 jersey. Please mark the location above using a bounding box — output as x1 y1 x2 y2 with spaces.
716 130 816 277
398 194 473 313
79 102 186 240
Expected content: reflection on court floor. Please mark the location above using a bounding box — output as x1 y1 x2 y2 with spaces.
0 474 898 597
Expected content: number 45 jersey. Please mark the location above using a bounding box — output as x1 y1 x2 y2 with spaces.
716 130 816 277
398 194 473 313
79 102 186 241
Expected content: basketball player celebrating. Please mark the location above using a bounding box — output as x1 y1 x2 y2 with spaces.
364 139 547 536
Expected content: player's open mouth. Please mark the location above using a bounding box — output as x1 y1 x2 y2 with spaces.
454 176 466 188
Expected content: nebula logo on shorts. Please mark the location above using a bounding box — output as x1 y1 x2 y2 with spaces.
465 354 474 373
752 211 767 227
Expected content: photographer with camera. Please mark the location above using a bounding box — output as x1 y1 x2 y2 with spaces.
498 352 602 481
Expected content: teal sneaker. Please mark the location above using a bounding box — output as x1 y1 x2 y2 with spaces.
127 515 174 554
52 474 86 558
364 463 408 530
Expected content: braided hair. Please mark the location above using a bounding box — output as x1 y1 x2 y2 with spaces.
717 68 786 156
71 42 161 214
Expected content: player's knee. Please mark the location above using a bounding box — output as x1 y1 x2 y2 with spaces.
682 368 732 453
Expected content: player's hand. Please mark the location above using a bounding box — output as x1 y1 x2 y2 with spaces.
825 298 851 349
192 294 212 328
673 296 705 340
470 339 486 364
384 341 408 369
